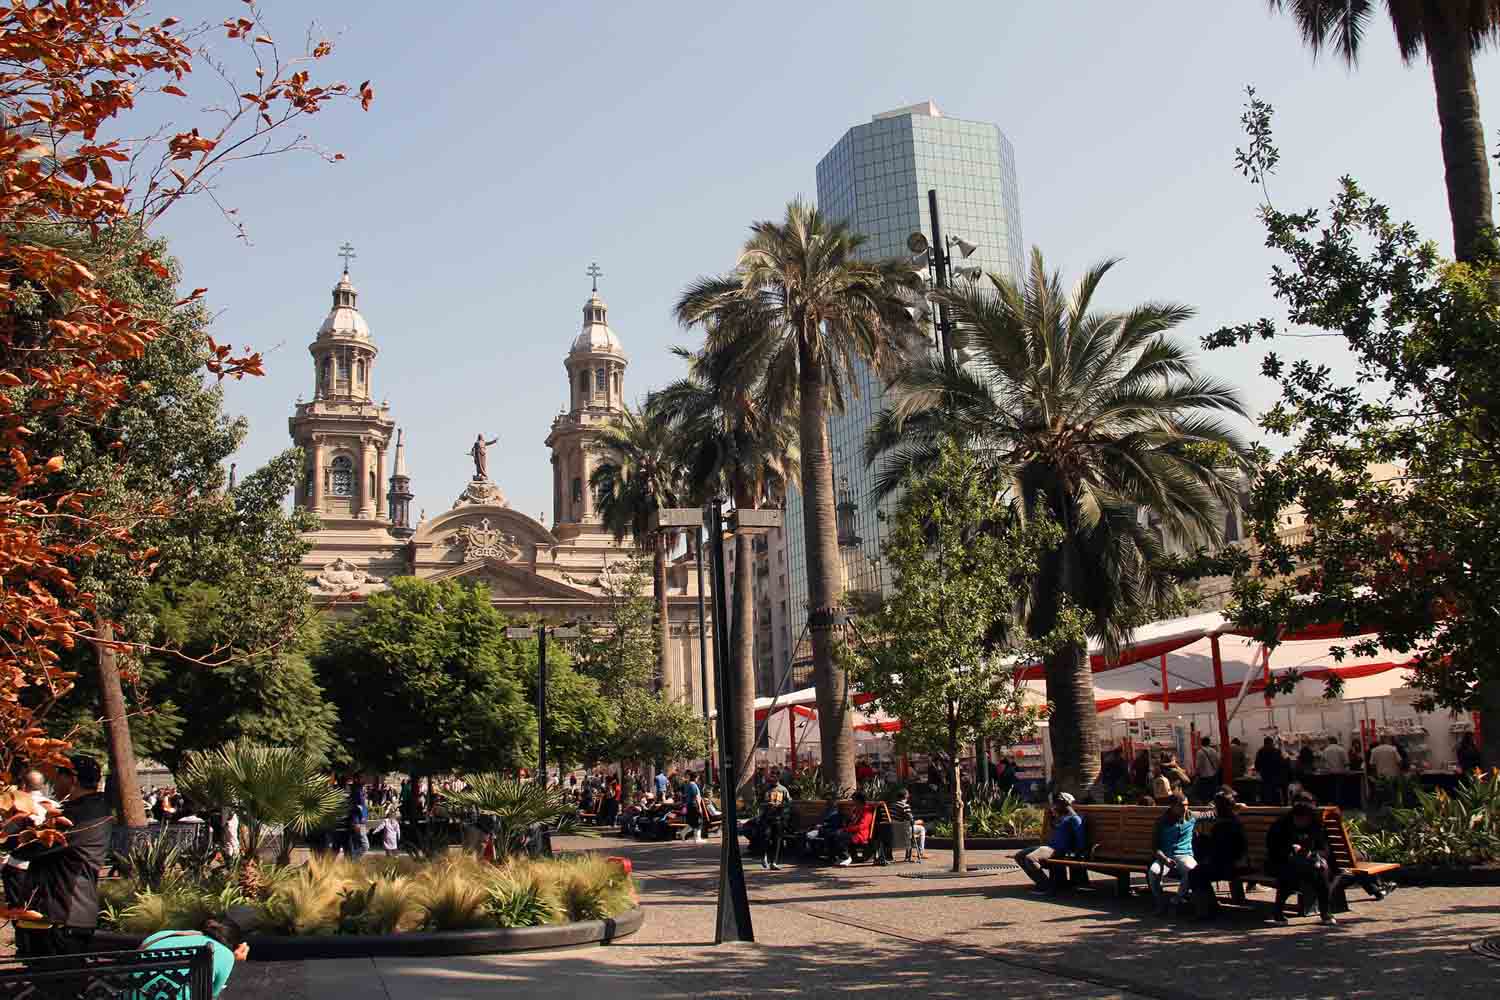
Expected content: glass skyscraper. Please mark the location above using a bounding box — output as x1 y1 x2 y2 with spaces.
784 101 1024 675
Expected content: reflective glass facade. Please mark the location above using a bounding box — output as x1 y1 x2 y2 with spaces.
786 104 1023 666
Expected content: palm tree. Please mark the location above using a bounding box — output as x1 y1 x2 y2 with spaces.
649 345 799 790
177 740 345 866
867 250 1251 793
591 406 688 688
676 199 923 793
1268 1 1500 262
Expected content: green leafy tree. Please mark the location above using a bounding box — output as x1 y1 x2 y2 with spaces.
590 406 689 688
31 229 316 824
649 346 798 790
850 442 1064 871
868 250 1250 793
676 199 923 793
569 557 710 773
1208 92 1500 766
508 634 610 773
1267 1 1500 262
313 578 536 775
50 582 336 772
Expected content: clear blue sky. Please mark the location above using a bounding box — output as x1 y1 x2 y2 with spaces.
148 0 1498 522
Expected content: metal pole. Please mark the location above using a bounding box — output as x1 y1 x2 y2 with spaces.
538 626 548 785
695 525 713 757
928 188 954 365
1210 634 1231 789
707 498 753 943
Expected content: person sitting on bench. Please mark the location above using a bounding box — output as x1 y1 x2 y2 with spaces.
1015 792 1083 891
805 796 845 860
1190 790 1249 918
1267 797 1338 926
1149 793 1211 916
834 792 877 867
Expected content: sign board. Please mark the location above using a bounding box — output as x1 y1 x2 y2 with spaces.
551 625 581 639
729 509 783 531
650 508 706 530
504 627 533 640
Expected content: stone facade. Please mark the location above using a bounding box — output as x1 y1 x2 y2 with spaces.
289 266 713 712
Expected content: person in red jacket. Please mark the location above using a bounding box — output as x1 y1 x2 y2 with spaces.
834 792 877 867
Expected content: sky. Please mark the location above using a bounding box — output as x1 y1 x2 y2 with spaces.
142 0 1500 523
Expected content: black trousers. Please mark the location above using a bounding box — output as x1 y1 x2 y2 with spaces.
15 925 94 958
1274 857 1331 918
1189 864 1247 915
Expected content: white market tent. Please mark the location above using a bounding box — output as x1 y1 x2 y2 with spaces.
738 609 1459 770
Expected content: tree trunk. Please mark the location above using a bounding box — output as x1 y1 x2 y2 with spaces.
950 750 965 874
653 533 670 692
797 342 856 794
1427 20 1494 263
729 497 757 792
1044 641 1100 796
1480 679 1500 770
96 620 146 827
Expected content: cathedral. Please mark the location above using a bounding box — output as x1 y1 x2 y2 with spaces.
286 259 714 711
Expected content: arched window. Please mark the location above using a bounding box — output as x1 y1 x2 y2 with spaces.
571 477 583 504
355 359 365 387
595 367 606 398
320 357 332 392
612 370 621 397
330 455 353 497
579 370 591 393
369 469 377 502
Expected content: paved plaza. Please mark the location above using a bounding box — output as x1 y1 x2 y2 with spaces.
223 831 1498 1000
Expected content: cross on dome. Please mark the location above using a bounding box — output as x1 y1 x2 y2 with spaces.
339 241 357 273
586 261 602 292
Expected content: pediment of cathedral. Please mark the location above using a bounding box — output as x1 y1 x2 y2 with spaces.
427 557 595 601
418 504 558 563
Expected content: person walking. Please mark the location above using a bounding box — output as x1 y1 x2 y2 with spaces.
759 780 790 870
347 783 370 861
681 771 704 843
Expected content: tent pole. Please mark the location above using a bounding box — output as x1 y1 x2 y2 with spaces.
1210 634 1232 788
1161 654 1170 710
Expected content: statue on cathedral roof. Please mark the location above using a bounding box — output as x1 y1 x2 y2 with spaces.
468 432 498 480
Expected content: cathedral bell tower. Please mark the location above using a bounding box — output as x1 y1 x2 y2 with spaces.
544 264 627 536
289 247 396 523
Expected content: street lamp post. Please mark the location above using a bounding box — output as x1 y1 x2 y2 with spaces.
506 622 580 785
908 187 981 364
652 502 782 944
693 522 714 764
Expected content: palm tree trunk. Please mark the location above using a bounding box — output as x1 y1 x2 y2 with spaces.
797 342 856 794
96 620 146 828
729 491 757 792
1033 530 1100 797
1427 19 1494 263
654 533 670 692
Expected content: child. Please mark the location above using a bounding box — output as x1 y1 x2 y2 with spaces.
141 918 249 998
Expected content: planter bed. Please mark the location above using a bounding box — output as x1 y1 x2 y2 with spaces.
91 905 644 960
1386 864 1500 888
926 836 1037 851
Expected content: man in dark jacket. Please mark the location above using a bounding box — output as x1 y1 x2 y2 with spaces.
1266 797 1337 925
1191 791 1249 917
12 755 114 956
1254 737 1288 805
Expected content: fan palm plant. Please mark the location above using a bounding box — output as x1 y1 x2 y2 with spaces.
675 199 923 792
1267 1 1500 262
590 405 689 687
867 250 1250 792
443 774 572 857
648 345 799 787
178 741 345 866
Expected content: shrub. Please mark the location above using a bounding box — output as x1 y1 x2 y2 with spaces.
1355 769 1500 868
417 861 494 931
552 856 636 923
486 866 563 929
339 875 422 935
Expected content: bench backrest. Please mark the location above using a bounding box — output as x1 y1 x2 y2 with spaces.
788 799 892 834
1041 804 1352 869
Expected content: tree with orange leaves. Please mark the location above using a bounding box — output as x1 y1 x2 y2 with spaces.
0 0 370 873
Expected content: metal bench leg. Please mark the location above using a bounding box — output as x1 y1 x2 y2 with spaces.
1116 872 1131 897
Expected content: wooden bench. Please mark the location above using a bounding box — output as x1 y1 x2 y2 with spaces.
666 808 724 840
1038 805 1399 903
791 800 900 863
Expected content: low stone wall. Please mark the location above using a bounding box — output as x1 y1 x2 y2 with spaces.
92 904 644 960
